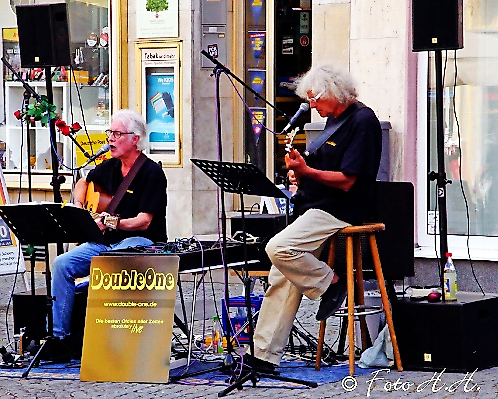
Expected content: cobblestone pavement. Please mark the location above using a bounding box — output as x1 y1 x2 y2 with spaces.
0 272 497 398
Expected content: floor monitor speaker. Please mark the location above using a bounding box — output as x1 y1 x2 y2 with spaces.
392 293 498 372
16 3 71 68
412 0 463 51
13 289 88 344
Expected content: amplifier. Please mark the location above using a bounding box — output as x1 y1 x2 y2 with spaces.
392 292 498 372
13 288 88 344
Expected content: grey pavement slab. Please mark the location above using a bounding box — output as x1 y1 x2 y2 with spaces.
0 272 497 398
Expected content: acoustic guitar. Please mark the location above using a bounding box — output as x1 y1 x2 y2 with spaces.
83 182 119 230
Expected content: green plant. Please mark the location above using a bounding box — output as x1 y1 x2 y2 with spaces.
146 0 169 13
14 96 57 126
14 97 82 136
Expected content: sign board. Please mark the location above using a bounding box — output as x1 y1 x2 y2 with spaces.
136 0 179 39
0 168 26 275
75 133 111 167
80 255 179 383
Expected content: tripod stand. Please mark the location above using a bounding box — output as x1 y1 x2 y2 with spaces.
192 159 317 395
0 203 105 377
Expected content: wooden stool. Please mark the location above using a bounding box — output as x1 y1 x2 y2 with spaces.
314 223 403 375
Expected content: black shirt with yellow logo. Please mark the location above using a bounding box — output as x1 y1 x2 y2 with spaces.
292 103 382 225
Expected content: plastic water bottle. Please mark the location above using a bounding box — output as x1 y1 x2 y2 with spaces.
212 316 224 354
444 252 457 301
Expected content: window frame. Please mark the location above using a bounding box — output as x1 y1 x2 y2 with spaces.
416 52 498 261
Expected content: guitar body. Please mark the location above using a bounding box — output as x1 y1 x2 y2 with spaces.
85 181 112 214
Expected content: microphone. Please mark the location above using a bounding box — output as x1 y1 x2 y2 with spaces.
82 144 110 167
280 103 310 134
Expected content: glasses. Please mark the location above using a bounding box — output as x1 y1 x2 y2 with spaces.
308 91 325 103
105 129 135 139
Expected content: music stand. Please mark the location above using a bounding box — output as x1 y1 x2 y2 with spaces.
191 159 317 395
0 203 105 377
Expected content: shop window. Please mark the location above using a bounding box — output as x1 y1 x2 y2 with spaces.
424 1 498 244
2 0 110 171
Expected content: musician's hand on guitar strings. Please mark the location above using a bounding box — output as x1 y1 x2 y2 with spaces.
285 149 307 183
287 147 297 160
95 214 107 232
288 170 299 186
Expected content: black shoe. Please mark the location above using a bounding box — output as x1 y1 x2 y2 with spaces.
242 353 278 374
46 337 74 363
316 278 347 321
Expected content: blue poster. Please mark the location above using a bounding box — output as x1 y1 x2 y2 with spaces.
251 0 264 27
249 31 266 66
248 69 266 105
250 107 266 144
146 72 176 151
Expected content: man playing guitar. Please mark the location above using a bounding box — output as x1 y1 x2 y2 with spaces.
50 109 167 360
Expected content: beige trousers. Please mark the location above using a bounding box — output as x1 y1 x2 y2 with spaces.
253 209 350 365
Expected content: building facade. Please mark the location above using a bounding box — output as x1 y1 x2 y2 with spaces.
2 0 498 285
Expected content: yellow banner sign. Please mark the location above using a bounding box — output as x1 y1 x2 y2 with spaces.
75 133 111 167
80 255 179 383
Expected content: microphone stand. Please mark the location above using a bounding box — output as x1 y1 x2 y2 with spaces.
1 57 65 256
200 51 316 396
2 58 63 195
199 51 283 366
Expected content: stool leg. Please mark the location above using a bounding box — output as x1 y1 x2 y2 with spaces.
353 235 370 352
315 321 326 371
346 234 355 375
315 236 338 371
368 233 403 371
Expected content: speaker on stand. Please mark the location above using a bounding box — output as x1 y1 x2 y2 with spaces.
12 3 71 375
15 3 70 204
412 0 463 52
411 0 463 300
16 3 71 68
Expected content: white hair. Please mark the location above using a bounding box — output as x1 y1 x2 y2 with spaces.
111 109 148 151
295 63 358 104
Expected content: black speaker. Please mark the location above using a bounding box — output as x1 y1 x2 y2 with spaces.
332 181 414 280
412 0 463 51
392 293 498 371
13 289 88 344
16 3 71 68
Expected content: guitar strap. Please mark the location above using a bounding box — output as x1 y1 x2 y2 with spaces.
303 102 365 156
105 152 147 215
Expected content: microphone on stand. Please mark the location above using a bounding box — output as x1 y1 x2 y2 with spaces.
81 144 110 167
280 103 310 135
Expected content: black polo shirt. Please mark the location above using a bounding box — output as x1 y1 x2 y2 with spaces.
86 156 167 244
292 103 382 225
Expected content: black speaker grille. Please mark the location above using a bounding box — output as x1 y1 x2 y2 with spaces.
412 0 463 51
16 4 71 68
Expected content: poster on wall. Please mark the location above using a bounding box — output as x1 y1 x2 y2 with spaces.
249 31 266 66
136 0 179 39
146 72 175 152
250 107 266 145
248 69 266 106
138 44 181 165
0 168 26 276
2 28 22 81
